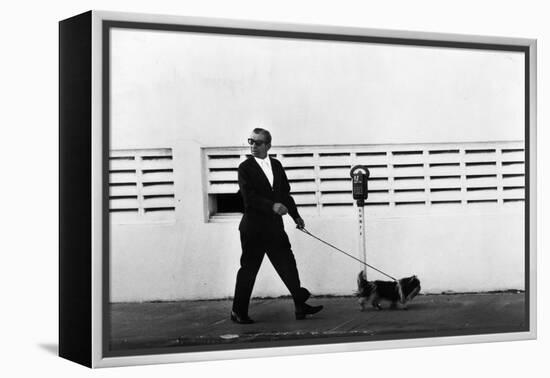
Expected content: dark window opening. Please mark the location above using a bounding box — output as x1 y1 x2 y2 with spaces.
214 193 244 214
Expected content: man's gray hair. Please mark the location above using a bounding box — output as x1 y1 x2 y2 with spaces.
252 128 272 144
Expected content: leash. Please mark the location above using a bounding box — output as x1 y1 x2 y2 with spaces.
297 227 398 282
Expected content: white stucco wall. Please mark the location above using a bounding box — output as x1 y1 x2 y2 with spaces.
108 28 525 302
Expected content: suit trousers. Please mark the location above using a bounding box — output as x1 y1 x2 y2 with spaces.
232 227 309 315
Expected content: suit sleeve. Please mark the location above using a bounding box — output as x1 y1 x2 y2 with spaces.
279 163 301 221
238 164 274 215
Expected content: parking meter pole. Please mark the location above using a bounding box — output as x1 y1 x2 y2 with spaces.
350 165 370 281
357 199 367 279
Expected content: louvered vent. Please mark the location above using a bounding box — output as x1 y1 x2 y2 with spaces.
204 142 525 219
110 148 176 223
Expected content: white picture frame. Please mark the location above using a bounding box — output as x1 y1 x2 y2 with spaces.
59 10 537 368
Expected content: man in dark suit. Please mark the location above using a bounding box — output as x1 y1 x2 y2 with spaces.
231 128 323 324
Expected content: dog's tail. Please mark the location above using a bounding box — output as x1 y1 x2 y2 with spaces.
355 270 368 297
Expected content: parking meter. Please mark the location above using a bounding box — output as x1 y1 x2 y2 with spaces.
350 165 370 206
350 165 370 278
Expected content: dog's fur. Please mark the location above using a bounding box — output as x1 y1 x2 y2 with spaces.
356 271 421 311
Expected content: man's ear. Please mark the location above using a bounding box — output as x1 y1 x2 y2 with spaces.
266 143 272 151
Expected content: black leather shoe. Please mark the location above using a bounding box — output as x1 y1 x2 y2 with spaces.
295 303 324 320
230 311 254 324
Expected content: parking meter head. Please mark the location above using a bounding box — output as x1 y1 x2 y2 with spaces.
350 165 370 201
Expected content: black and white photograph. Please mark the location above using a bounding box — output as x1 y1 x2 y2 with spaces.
99 12 533 359
4 0 548 377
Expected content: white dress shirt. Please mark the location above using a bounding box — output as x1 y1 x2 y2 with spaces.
254 156 274 188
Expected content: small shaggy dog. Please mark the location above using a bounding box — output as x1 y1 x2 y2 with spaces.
356 271 421 311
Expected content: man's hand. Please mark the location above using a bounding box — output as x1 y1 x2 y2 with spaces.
295 217 305 229
272 203 289 215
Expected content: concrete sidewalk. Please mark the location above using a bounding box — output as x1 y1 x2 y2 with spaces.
109 293 526 352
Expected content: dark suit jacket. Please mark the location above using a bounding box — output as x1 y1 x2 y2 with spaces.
238 157 300 234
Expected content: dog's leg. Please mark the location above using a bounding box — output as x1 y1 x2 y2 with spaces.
358 297 367 312
371 294 382 310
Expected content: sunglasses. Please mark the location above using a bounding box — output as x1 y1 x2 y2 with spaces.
247 138 267 146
